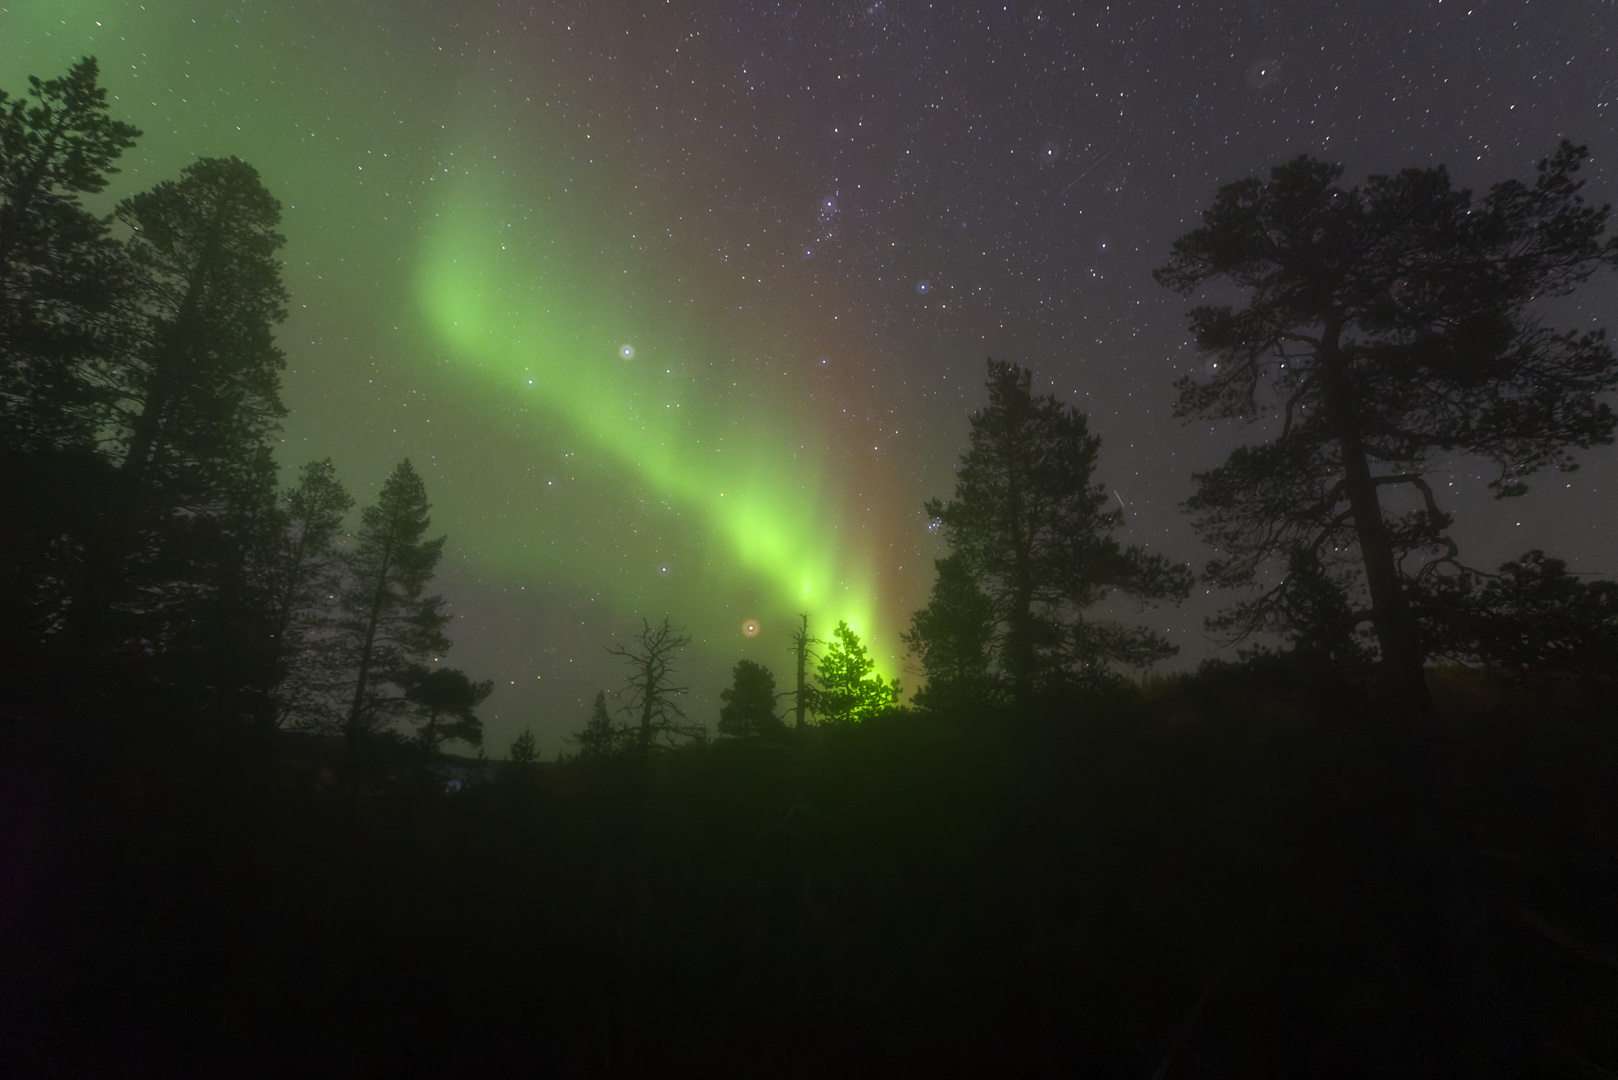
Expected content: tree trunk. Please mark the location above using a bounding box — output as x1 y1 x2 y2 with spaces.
1005 446 1036 707
638 654 655 757
793 613 809 729
345 536 395 762
1318 313 1431 715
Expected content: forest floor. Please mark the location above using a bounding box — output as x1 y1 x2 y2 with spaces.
1 666 1614 1078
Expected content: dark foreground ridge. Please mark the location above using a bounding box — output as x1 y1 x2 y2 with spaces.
3 667 1614 1078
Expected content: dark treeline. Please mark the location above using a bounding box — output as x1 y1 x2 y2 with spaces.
4 60 1618 1077
0 60 485 776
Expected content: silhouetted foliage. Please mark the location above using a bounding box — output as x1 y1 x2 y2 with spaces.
902 553 1003 713
6 56 1617 1080
569 689 634 760
808 619 899 724
0 57 140 454
404 664 492 755
10 661 1617 1077
924 359 1191 703
717 658 785 738
606 616 703 754
508 725 539 763
264 457 352 728
1419 550 1618 683
1 67 292 722
1157 143 1618 707
113 156 287 499
337 459 450 756
51 155 294 727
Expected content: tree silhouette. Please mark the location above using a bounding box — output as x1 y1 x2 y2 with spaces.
62 156 292 718
788 612 812 729
809 620 898 724
265 458 352 728
717 658 784 739
926 360 1191 703
902 554 1002 713
569 689 633 761
1156 143 1618 709
0 57 140 454
403 665 492 756
70 157 290 675
114 156 287 501
1420 550 1618 682
337 459 450 758
509 726 539 764
607 617 702 755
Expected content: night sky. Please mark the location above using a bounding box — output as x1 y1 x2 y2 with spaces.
6 1 1615 756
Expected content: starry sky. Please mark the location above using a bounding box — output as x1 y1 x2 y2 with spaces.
6 0 1615 756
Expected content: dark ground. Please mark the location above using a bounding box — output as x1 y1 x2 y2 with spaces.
2 668 1614 1078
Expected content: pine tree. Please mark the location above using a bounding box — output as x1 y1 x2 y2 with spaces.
0 57 140 453
65 156 292 717
265 458 353 728
338 459 450 755
924 360 1191 703
71 156 290 673
570 690 632 761
509 726 539 763
0 59 140 672
1420 551 1618 682
1156 143 1618 710
403 665 492 756
901 554 1002 713
717 659 784 738
809 621 898 724
114 156 287 504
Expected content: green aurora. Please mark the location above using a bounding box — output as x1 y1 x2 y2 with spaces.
2 2 927 746
415 180 880 639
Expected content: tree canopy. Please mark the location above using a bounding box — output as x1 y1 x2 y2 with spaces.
810 620 899 724
404 665 493 755
1156 143 1618 706
0 56 140 453
339 459 451 752
901 554 1001 713
718 658 784 739
918 360 1191 704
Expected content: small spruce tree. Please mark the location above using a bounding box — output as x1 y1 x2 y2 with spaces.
718 659 784 738
810 620 898 724
570 690 632 761
509 726 539 764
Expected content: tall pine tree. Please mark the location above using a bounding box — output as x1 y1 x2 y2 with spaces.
114 156 287 504
901 554 1001 714
0 57 140 454
1156 143 1618 710
717 659 784 738
0 60 139 672
921 360 1191 703
338 459 450 756
265 458 353 729
85 156 291 718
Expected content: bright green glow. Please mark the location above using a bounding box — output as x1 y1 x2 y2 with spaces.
415 179 884 652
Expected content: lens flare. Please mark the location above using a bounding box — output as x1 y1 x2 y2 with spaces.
741 618 761 638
